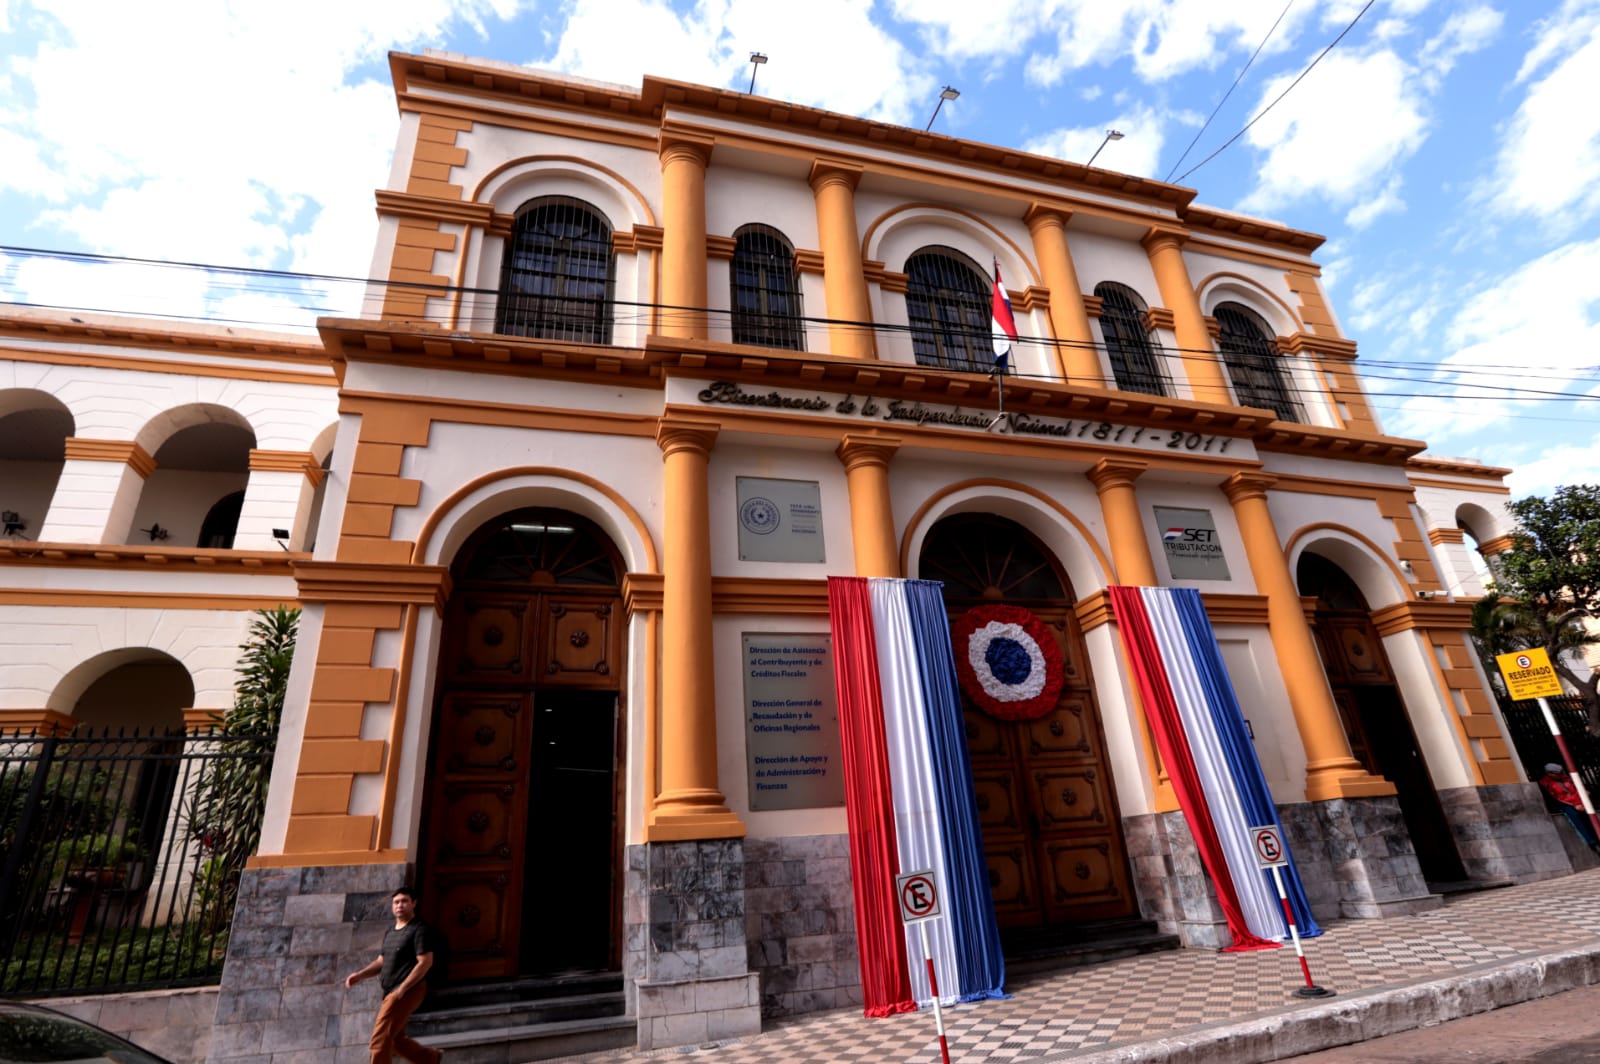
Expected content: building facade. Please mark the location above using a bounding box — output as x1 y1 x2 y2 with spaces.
0 49 1573 1060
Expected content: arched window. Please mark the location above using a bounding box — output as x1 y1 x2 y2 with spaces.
905 247 991 372
456 508 620 587
496 196 615 343
198 490 245 549
730 225 805 350
1214 302 1300 422
1094 283 1168 396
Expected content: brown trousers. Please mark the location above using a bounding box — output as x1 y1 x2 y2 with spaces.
369 982 439 1063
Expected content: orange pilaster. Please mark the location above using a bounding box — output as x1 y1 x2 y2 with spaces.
660 134 713 340
809 161 876 358
837 435 902 577
650 417 744 840
1141 229 1231 406
1025 205 1101 385
1222 472 1393 801
1087 457 1158 587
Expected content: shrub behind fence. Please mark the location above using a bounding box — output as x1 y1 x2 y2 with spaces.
1498 695 1600 797
0 726 272 997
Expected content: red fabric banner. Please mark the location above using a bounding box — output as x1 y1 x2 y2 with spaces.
1108 586 1277 952
827 577 917 1014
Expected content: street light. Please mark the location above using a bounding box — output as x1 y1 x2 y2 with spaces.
925 86 960 131
748 52 767 94
1086 129 1124 168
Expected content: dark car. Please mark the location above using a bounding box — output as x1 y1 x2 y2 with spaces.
0 1001 173 1063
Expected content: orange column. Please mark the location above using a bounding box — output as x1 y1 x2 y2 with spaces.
651 417 744 840
1141 228 1231 406
660 134 713 340
837 434 902 577
1025 205 1101 385
809 160 877 358
1222 472 1394 802
1087 457 1158 586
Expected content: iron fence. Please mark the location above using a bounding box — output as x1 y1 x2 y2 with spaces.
1497 695 1600 798
0 726 273 997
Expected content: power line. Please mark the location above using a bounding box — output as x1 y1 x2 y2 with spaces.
1165 0 1296 183
1174 0 1376 184
5 244 1597 406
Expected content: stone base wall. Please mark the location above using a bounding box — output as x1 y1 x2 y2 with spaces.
1439 783 1574 882
1123 811 1230 948
42 987 217 1064
623 839 761 1050
1281 795 1439 919
206 861 409 1063
743 833 861 1018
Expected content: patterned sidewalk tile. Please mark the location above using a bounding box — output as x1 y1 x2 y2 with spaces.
548 869 1600 1064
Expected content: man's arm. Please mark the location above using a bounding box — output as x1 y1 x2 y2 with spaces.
345 954 383 990
387 952 433 1000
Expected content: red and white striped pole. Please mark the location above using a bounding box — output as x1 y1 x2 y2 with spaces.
1270 865 1332 999
1537 696 1600 840
918 920 952 1064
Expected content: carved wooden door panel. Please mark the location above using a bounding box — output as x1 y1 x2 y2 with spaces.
963 607 1135 927
424 687 532 979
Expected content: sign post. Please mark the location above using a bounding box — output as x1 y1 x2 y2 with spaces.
1250 825 1332 999
1495 649 1600 839
895 870 950 1064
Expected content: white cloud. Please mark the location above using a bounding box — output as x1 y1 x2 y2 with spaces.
1415 3 1502 88
1505 433 1600 497
1378 237 1600 444
1343 175 1405 229
1237 48 1428 214
1022 103 1168 177
1485 9 1600 226
541 0 935 127
1 0 524 293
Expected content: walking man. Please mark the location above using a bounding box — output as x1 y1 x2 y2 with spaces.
345 886 444 1063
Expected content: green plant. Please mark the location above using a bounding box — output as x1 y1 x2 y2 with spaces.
186 606 298 934
1483 484 1600 731
50 833 144 880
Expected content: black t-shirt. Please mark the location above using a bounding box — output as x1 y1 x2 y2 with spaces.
379 919 434 995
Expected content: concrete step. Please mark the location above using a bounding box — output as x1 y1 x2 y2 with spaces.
410 990 625 1036
1002 918 1182 979
417 1014 635 1064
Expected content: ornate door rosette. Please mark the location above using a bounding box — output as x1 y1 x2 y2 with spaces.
952 604 1065 721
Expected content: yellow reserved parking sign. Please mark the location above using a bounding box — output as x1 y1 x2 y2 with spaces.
1495 648 1564 700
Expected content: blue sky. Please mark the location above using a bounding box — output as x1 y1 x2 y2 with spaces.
2 0 1596 497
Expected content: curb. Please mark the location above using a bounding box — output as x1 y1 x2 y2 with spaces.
1043 943 1600 1063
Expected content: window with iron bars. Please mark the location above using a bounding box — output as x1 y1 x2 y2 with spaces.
730 224 805 350
1214 302 1302 422
496 196 615 344
905 247 993 373
1094 282 1171 397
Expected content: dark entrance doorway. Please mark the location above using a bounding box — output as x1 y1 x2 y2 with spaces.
421 507 625 980
919 513 1137 927
1298 552 1466 884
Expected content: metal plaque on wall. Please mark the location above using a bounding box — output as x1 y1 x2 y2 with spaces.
742 633 845 811
1153 505 1232 580
736 476 825 563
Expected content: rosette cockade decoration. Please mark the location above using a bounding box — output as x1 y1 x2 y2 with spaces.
952 604 1065 721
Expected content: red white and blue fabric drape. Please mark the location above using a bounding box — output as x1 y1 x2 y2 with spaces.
1109 585 1323 950
828 576 1008 1016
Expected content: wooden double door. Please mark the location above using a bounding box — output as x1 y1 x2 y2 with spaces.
420 510 625 980
921 515 1137 929
1300 553 1465 884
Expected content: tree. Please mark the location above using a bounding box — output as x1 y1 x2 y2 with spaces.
1486 484 1600 731
186 606 299 933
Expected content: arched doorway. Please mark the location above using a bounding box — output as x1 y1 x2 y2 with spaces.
1297 552 1466 884
919 513 1136 928
420 507 625 980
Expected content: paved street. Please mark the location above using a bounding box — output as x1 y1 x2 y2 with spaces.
552 866 1600 1064
1283 982 1600 1062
